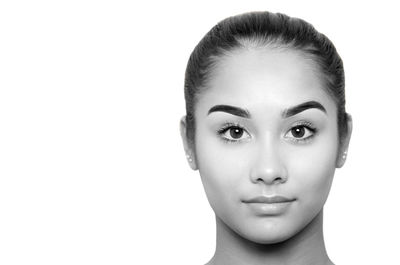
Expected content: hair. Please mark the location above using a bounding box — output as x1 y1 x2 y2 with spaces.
184 11 348 150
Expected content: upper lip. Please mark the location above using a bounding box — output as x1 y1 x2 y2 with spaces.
243 195 295 204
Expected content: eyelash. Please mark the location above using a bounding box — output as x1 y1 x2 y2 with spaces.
287 121 317 144
216 121 318 144
217 122 250 144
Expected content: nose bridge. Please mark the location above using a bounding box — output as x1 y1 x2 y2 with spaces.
250 133 287 185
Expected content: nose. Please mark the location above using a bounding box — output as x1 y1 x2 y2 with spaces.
249 142 288 185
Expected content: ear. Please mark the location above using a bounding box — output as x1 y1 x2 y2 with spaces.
336 113 353 168
180 116 198 170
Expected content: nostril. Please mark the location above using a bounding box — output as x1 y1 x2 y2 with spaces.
273 177 284 183
250 165 288 185
256 176 286 184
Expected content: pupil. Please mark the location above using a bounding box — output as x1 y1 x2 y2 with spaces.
230 127 243 139
292 127 305 138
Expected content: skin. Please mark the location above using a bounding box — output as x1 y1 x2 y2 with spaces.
180 47 352 265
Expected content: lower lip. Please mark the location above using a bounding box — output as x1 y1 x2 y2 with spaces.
244 201 295 216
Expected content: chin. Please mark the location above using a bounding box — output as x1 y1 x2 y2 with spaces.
238 226 296 245
224 215 308 245
231 210 323 245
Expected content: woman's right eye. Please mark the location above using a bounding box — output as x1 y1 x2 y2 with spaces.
217 124 251 143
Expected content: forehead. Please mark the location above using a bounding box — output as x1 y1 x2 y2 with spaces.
196 47 336 116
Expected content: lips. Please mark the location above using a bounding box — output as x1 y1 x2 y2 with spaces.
242 195 296 216
243 195 295 204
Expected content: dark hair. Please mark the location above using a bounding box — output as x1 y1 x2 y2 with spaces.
184 11 348 150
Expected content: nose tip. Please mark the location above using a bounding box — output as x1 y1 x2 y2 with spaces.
249 156 288 185
251 167 287 185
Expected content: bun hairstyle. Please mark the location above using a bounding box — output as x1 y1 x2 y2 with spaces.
184 11 348 150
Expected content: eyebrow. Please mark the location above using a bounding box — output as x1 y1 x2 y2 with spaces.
207 100 326 119
282 101 327 118
207 104 251 118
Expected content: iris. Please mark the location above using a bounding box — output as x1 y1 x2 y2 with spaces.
291 126 305 138
230 127 244 139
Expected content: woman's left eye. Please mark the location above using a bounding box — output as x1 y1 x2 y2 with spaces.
285 124 316 142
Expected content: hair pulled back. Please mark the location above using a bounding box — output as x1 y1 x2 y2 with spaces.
184 11 347 149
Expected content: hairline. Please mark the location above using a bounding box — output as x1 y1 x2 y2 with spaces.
188 42 344 149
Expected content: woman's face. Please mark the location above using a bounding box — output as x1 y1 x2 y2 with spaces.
191 47 342 244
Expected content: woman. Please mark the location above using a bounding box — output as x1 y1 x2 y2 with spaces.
180 11 352 265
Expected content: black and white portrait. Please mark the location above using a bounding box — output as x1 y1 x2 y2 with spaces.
1 1 399 264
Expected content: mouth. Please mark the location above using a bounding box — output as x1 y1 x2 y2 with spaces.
243 195 296 204
242 195 296 216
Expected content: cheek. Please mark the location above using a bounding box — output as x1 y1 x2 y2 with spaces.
292 156 335 196
288 139 338 208
196 145 244 204
195 137 248 213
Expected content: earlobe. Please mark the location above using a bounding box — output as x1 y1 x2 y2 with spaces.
336 150 347 168
180 116 198 170
336 113 353 168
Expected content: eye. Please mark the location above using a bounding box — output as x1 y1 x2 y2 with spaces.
285 123 316 143
217 123 251 143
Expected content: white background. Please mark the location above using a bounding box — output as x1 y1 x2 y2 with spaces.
1 0 399 264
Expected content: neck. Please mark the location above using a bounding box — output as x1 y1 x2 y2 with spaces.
207 210 333 265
